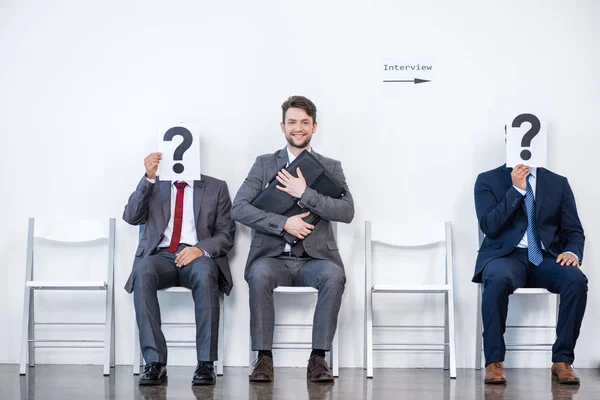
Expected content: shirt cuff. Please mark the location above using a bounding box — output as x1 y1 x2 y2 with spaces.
146 176 156 184
513 185 526 196
563 251 579 263
201 248 211 258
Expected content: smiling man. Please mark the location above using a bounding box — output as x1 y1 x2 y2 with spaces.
232 95 354 383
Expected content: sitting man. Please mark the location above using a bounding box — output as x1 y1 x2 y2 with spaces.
123 152 235 386
474 160 587 384
232 95 354 382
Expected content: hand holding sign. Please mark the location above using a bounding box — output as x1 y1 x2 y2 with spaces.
157 124 201 181
506 113 547 168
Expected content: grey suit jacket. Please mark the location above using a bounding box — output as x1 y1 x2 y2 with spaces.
123 174 236 295
231 148 354 278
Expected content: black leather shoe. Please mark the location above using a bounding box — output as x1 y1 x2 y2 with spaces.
139 362 167 385
192 361 216 386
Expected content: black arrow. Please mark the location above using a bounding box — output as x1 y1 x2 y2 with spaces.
383 78 431 84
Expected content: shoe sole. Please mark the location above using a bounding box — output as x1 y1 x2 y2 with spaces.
249 377 274 382
307 373 334 382
552 374 580 385
484 379 506 384
192 379 216 386
139 376 167 386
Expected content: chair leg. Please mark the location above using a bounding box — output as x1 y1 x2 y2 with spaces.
103 287 114 376
366 290 374 378
110 292 116 368
444 291 449 371
217 293 224 376
133 322 141 375
28 289 35 368
20 287 31 375
332 329 339 377
447 290 457 379
248 321 255 376
475 284 483 370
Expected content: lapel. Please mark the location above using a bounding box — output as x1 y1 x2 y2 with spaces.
277 147 288 171
193 177 206 228
535 168 547 220
158 180 171 227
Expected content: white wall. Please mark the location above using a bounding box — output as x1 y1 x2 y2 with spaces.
1 0 599 368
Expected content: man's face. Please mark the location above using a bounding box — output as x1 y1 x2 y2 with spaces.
281 107 317 149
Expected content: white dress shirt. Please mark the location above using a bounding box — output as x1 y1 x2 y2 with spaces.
146 177 209 256
283 147 311 253
512 167 578 261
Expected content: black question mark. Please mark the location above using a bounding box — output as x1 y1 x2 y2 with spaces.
163 126 193 174
512 113 541 161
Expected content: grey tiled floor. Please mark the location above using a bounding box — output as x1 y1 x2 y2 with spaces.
1 365 597 399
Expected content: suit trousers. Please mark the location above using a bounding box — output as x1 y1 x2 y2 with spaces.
246 255 346 351
481 248 587 365
133 245 220 364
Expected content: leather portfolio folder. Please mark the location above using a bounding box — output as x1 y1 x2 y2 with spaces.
251 150 346 244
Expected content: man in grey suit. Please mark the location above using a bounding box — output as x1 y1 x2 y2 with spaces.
123 153 235 386
232 95 354 382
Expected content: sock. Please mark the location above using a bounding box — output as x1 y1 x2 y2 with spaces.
258 350 273 358
198 360 213 366
311 349 326 358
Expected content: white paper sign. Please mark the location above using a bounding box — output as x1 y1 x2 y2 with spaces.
506 113 547 168
157 124 201 181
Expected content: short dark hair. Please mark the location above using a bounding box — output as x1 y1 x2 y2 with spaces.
281 96 317 123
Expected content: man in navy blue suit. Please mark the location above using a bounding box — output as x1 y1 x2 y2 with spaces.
474 163 587 384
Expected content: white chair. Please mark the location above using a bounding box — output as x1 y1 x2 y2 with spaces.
248 287 339 377
364 221 456 379
475 229 559 369
20 218 116 376
132 224 225 375
133 289 225 375
248 223 340 377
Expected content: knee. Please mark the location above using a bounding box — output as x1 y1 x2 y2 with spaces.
562 268 588 293
187 258 218 289
483 272 516 296
320 266 346 292
246 260 275 291
133 262 157 291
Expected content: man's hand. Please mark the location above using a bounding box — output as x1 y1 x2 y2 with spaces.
144 152 162 180
284 211 315 240
556 252 580 268
175 247 204 267
511 164 530 191
276 168 307 199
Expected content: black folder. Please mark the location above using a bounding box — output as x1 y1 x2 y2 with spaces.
251 150 346 244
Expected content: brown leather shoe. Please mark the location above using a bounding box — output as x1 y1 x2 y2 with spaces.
250 354 274 382
551 362 580 384
484 362 506 384
307 355 334 382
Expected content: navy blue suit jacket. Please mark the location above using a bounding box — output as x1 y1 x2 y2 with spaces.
473 164 584 282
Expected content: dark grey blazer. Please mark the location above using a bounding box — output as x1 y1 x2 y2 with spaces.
231 148 354 278
123 174 236 295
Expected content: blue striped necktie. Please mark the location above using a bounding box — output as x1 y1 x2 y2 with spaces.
525 174 543 266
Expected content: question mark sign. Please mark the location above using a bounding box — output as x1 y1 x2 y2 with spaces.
512 113 541 161
163 126 193 174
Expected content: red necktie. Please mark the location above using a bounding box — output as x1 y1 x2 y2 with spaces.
168 181 188 252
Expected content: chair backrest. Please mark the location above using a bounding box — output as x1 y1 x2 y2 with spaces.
365 221 453 287
25 217 116 282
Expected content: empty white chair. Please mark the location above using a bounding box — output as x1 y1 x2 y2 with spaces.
364 221 456 378
475 228 559 369
133 289 225 375
20 218 116 376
